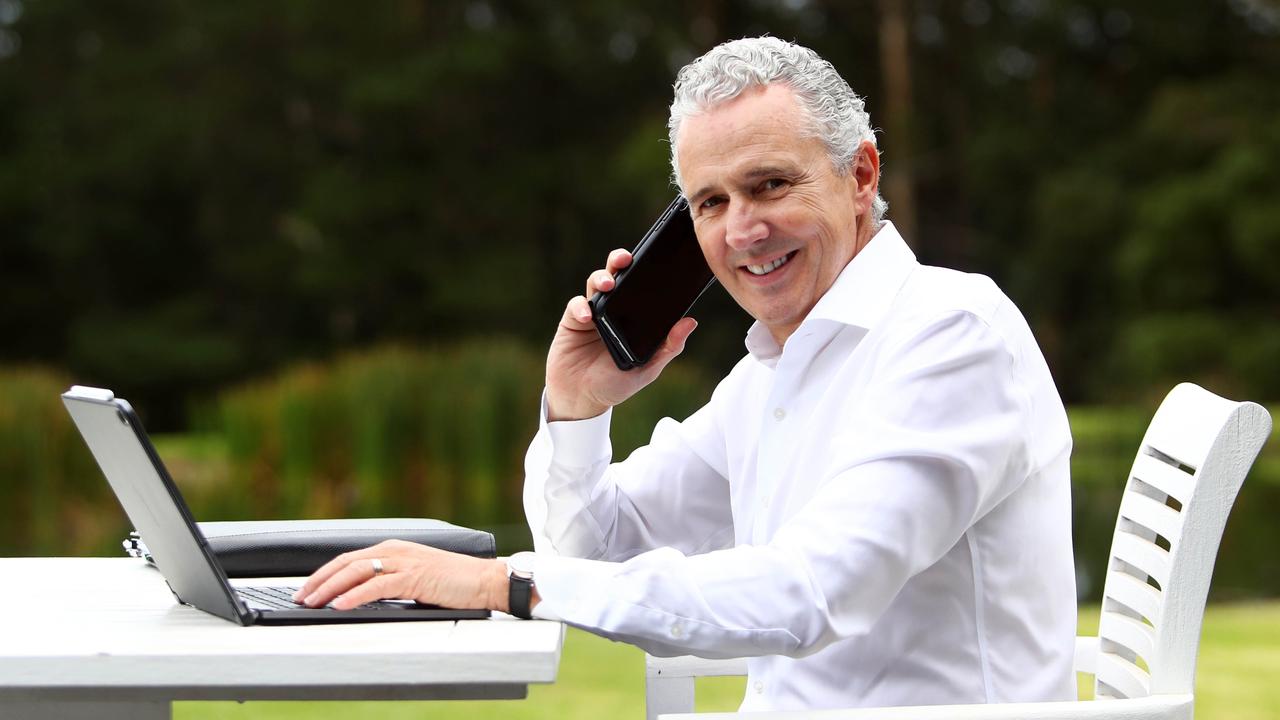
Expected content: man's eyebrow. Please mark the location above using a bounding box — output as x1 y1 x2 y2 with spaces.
688 165 800 205
687 185 717 205
742 165 799 179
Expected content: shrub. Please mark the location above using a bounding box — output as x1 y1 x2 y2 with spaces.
4 355 1275 602
201 341 714 550
0 368 114 555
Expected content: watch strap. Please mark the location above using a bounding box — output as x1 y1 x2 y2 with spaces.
508 574 534 619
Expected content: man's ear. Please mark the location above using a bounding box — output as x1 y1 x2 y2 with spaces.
850 140 880 214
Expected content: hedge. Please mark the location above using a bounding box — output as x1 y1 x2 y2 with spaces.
2 349 1275 601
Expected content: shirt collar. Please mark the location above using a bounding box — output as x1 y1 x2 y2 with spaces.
743 222 918 365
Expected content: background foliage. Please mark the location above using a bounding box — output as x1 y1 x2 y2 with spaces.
1 8 1276 719
0 2 1277 593
1 0 1277 427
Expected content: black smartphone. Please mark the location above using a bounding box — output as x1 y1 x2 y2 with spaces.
589 195 717 371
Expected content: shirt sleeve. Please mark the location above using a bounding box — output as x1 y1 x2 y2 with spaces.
523 390 736 561
527 310 1036 659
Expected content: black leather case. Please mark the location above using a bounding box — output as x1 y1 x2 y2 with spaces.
124 518 497 577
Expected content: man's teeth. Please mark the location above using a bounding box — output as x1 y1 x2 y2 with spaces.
747 253 790 276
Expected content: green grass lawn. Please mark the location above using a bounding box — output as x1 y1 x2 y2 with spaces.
179 602 1280 719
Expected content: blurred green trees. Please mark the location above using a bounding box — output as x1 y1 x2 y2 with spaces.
1 2 1276 424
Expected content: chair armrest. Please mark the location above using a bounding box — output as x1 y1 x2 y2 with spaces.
648 637 1108 720
645 655 749 720
659 693 1193 720
1074 636 1099 675
646 654 749 679
646 637 1097 679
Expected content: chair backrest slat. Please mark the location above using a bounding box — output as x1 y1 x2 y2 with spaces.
1117 492 1182 545
1094 383 1271 700
1096 652 1151 700
1099 611 1155 664
1110 532 1171 591
1103 572 1163 627
1129 453 1195 506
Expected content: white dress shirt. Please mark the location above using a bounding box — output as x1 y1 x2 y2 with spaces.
523 222 1077 711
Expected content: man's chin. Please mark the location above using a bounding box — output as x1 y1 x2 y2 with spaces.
747 307 803 336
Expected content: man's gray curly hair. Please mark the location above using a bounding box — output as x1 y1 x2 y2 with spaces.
668 36 887 225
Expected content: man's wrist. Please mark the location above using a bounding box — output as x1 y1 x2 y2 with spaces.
489 559 511 613
492 556 542 615
545 390 609 423
486 557 541 615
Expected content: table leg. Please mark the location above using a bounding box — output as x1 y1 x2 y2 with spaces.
1 700 170 719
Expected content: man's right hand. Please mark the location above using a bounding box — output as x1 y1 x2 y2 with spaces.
545 248 698 422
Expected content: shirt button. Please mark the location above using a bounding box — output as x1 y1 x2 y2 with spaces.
754 681 765 693
670 623 684 638
773 407 786 421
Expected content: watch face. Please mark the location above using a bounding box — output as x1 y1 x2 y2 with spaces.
508 551 536 579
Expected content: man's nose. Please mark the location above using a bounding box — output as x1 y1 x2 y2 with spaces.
724 201 768 250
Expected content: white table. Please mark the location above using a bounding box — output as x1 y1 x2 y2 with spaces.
0 558 564 719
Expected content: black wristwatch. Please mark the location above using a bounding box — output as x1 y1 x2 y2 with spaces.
506 551 536 619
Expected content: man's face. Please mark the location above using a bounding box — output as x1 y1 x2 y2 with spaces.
676 84 874 346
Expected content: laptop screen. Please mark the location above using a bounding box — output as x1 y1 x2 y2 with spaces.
62 387 249 623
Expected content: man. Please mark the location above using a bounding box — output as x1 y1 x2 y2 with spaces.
296 37 1076 711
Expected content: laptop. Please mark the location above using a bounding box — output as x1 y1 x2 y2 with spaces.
62 385 490 625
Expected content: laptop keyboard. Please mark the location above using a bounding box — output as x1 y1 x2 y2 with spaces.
236 585 415 611
237 585 307 610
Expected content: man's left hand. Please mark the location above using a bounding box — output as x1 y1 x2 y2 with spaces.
292 539 509 612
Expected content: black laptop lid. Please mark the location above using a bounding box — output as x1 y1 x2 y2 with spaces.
62 386 251 624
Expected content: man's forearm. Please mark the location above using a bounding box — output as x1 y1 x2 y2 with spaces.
526 394 616 559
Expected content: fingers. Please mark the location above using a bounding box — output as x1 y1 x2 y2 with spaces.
293 551 359 603
606 248 632 274
329 573 401 611
583 249 631 298
298 552 388 608
294 539 403 604
564 249 633 330
584 269 614 298
557 296 595 334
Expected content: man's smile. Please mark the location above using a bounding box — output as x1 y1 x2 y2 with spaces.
743 250 797 277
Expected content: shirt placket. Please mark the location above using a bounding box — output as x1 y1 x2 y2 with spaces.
753 339 815 544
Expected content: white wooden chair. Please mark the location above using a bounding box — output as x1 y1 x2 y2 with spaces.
645 382 1272 720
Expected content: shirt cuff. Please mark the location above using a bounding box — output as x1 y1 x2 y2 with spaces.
527 553 617 624
530 596 562 621
540 391 613 469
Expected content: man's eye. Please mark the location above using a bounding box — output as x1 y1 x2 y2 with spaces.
761 178 788 192
700 196 725 210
